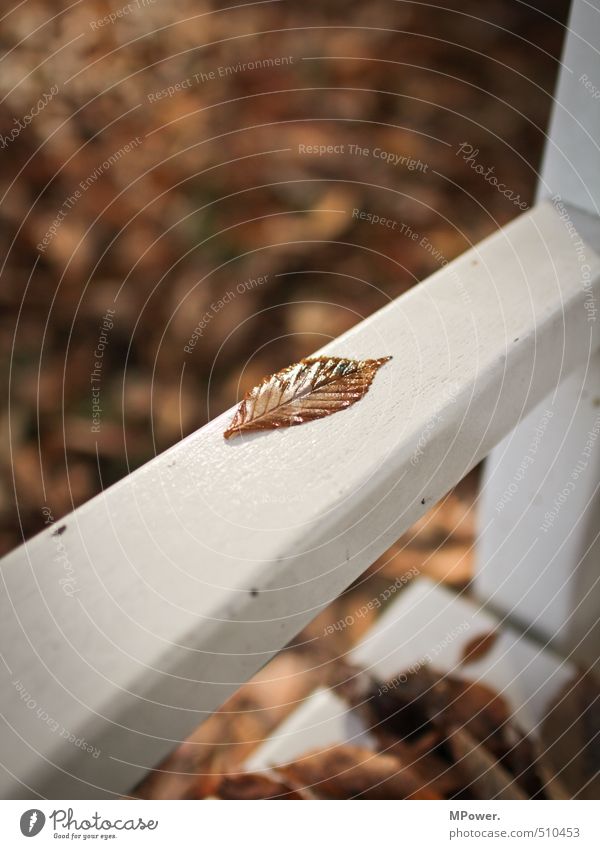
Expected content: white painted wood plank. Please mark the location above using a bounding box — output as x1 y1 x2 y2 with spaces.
480 0 600 662
538 0 600 215
476 346 600 666
245 579 574 771
1 201 599 798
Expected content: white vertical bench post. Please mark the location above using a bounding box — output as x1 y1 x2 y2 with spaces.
476 0 600 666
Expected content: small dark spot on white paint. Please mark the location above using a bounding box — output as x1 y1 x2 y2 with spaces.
52 524 66 537
250 588 259 597
514 337 519 343
421 498 426 505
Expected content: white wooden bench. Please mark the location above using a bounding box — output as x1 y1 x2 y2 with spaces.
1 0 599 799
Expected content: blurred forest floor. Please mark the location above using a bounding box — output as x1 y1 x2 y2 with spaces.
0 0 570 796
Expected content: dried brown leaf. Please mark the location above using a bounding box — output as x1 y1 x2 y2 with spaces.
224 355 391 439
370 731 465 796
364 667 512 761
448 725 527 800
348 666 542 798
539 671 600 799
278 744 442 799
531 739 571 800
212 772 310 799
460 630 500 666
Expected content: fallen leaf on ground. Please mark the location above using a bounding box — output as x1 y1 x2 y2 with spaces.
209 772 310 799
278 744 442 799
539 671 600 799
448 725 527 800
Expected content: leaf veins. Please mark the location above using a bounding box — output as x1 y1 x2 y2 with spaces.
224 355 392 440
